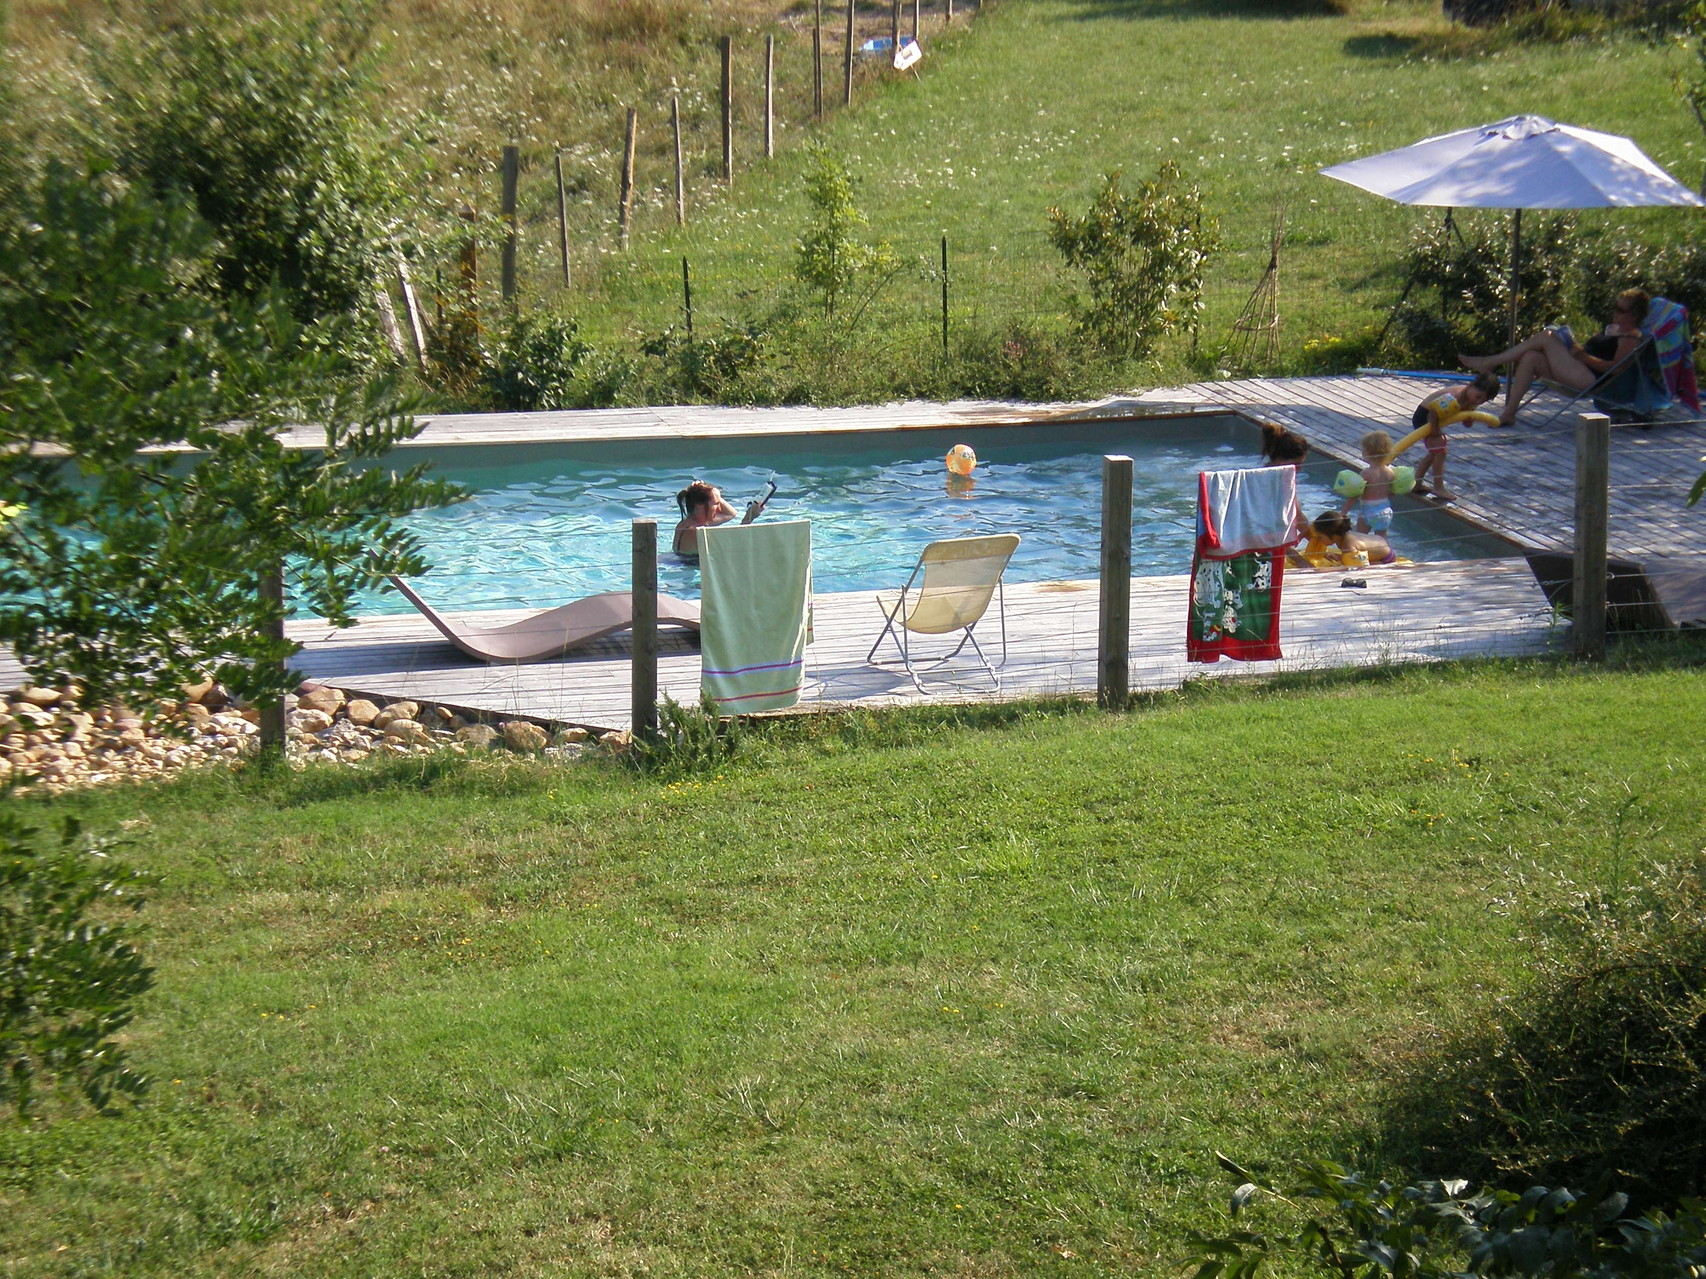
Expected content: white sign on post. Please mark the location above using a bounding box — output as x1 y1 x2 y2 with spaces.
893 38 922 70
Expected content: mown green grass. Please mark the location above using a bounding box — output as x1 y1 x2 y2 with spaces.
3 659 1704 1276
570 0 1700 385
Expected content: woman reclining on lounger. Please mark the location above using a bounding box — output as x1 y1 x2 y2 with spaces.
1458 289 1649 427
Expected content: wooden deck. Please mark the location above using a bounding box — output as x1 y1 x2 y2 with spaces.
13 375 1700 731
277 559 1558 732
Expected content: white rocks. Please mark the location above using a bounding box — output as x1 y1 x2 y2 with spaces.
0 681 604 793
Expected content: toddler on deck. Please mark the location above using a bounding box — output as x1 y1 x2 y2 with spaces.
1411 372 1499 502
1346 430 1396 535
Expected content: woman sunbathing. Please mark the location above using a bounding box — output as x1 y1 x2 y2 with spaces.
1458 289 1649 426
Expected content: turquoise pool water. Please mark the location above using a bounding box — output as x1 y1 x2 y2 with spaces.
364 417 1511 613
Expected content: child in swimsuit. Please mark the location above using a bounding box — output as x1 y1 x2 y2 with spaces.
1411 372 1498 502
1346 430 1396 536
1313 511 1395 566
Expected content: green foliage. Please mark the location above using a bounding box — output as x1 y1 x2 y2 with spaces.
793 146 898 330
1047 163 1215 359
1188 1156 1706 1279
630 694 744 776
944 318 1116 401
485 311 626 410
1385 856 1706 1205
0 164 463 710
637 322 776 403
1388 214 1579 367
88 0 403 345
0 813 155 1119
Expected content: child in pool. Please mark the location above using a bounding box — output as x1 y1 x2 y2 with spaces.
1411 372 1499 502
1313 511 1394 566
1257 420 1312 542
1346 430 1396 535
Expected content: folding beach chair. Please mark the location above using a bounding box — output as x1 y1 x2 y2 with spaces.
1525 297 1698 429
866 534 1020 691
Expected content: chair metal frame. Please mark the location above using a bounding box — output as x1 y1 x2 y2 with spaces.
866 534 1020 692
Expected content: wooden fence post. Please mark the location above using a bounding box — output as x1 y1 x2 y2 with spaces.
396 259 427 369
632 520 659 742
374 286 406 362
890 0 900 54
1098 455 1133 709
813 0 824 117
764 34 775 158
721 35 734 186
500 144 519 303
672 95 686 225
618 107 638 250
940 233 949 357
258 565 288 755
1573 411 1610 660
683 256 694 335
844 0 855 106
554 150 571 287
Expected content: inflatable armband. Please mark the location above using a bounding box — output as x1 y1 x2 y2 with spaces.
1333 469 1366 499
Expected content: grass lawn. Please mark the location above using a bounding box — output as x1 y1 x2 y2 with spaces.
3 659 1704 1276
565 0 1701 383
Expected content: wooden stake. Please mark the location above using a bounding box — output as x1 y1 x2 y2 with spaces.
1573 412 1610 660
1097 455 1133 709
631 520 659 742
890 0 900 55
375 285 406 361
397 259 427 368
721 35 734 186
813 0 824 117
257 566 288 754
940 233 949 357
672 95 686 226
913 0 920 38
682 256 694 335
500 144 519 302
764 34 775 159
844 0 855 106
554 150 571 287
618 107 638 250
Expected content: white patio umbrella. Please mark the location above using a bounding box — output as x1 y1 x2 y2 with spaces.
1320 114 1704 343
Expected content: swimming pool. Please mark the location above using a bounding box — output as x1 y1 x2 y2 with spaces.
365 416 1514 614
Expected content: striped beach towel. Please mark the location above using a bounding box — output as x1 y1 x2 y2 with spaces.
698 520 812 713
1645 296 1699 413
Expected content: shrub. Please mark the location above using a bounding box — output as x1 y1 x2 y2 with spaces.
1047 162 1215 359
638 322 775 404
88 0 405 348
1188 1156 1706 1279
1384 856 1706 1207
1387 213 1580 367
794 146 899 335
487 311 627 410
1 815 156 1119
944 318 1114 401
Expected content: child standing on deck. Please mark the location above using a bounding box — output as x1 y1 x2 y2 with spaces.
1411 372 1499 502
1345 430 1396 535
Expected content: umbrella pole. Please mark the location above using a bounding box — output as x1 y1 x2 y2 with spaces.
1507 208 1521 348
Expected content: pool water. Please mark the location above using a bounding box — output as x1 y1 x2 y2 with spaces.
363 417 1510 614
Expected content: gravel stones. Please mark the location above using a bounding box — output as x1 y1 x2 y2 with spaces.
1 682 597 795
